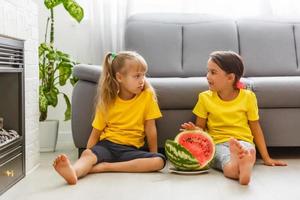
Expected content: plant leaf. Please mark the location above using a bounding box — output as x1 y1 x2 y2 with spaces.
45 87 59 107
39 43 52 56
56 50 69 57
63 93 71 121
58 62 73 86
70 76 78 86
46 51 59 61
57 50 71 62
63 0 84 22
41 43 52 51
44 0 63 9
38 44 46 57
39 63 45 80
39 86 48 113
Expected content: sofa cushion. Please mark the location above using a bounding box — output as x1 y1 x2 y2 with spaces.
249 77 300 108
125 21 182 77
183 20 239 76
238 20 298 76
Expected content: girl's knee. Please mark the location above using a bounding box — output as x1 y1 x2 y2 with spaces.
81 149 96 159
153 157 165 170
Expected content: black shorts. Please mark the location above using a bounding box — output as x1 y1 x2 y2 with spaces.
91 140 166 166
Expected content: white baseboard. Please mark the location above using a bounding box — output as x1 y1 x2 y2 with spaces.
26 163 40 175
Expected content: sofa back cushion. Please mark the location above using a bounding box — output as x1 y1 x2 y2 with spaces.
125 21 182 77
183 21 239 76
238 20 299 76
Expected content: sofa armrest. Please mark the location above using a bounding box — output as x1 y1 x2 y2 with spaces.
73 64 102 83
72 63 102 150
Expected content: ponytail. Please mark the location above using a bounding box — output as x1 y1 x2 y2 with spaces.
95 52 119 114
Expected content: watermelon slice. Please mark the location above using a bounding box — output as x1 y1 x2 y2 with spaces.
165 130 215 171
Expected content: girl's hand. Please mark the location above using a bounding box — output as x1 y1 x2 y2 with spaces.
180 122 202 131
263 157 287 166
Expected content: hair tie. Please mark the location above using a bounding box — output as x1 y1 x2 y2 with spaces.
236 80 245 89
111 52 117 61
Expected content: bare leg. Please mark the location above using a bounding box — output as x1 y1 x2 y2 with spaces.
89 157 164 173
239 148 256 185
53 149 97 185
223 138 244 179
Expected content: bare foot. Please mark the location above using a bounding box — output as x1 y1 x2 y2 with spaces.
239 148 256 185
222 138 245 179
229 138 244 167
53 154 77 185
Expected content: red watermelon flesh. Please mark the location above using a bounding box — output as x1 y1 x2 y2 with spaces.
175 130 215 167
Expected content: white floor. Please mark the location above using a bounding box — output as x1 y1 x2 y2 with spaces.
1 144 300 200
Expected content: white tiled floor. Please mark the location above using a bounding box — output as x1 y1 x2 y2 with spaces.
1 145 300 200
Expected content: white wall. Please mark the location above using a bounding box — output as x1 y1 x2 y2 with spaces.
34 0 92 145
0 0 40 172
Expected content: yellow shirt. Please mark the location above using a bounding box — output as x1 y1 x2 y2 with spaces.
193 89 259 144
92 89 162 148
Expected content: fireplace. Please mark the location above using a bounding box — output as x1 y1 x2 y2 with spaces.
0 35 25 195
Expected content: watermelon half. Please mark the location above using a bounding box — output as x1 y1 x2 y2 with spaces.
165 130 215 171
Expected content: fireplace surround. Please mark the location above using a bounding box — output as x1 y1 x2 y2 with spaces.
0 35 25 195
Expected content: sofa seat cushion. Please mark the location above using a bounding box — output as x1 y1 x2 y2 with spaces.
248 77 300 108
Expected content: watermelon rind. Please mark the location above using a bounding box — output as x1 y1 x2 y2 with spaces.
165 140 202 171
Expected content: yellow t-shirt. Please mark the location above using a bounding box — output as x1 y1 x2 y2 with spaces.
92 89 162 148
193 89 259 144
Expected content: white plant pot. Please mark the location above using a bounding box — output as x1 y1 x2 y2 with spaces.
39 120 59 152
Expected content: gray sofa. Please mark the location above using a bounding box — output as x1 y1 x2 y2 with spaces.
72 14 300 154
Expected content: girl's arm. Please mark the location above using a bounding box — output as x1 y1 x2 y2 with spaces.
249 120 287 166
195 117 207 130
181 116 207 131
144 119 158 153
86 128 102 149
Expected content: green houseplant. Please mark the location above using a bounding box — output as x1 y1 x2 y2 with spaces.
39 0 84 121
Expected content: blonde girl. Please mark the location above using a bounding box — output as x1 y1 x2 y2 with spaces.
53 51 165 185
